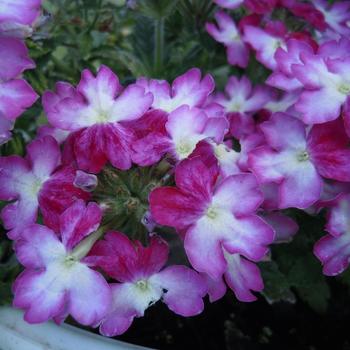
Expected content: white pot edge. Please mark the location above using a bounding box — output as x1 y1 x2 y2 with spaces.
0 306 153 350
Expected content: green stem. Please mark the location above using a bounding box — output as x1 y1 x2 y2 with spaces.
71 228 104 261
154 18 165 75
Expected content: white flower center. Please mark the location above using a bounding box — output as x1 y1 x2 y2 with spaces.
64 255 77 268
206 206 219 220
175 140 196 159
136 279 149 292
296 150 309 162
338 84 350 95
214 144 229 160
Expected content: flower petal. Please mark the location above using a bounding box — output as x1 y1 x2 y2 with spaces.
151 265 207 316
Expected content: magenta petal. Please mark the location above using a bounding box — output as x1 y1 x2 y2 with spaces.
0 79 38 121
325 194 350 237
131 132 171 166
224 253 263 302
13 270 67 324
0 155 30 200
74 124 134 173
171 68 215 109
38 166 90 233
185 222 228 279
212 174 264 215
99 284 140 337
0 0 41 26
308 119 350 182
278 166 322 209
150 187 205 229
14 224 65 269
68 266 111 326
152 265 207 316
222 215 275 262
262 211 298 243
2 199 38 240
0 37 35 81
203 274 227 302
59 200 101 251
175 157 218 199
0 115 13 144
314 234 350 276
26 136 61 179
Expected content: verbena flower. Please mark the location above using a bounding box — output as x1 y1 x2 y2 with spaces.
13 200 111 325
43 65 153 173
150 157 274 279
249 114 350 209
86 231 207 336
0 136 88 239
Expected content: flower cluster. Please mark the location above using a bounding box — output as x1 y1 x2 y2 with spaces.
2 0 350 337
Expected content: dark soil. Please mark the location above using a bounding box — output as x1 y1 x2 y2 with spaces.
117 281 350 350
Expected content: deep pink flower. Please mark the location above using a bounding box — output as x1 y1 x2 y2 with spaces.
13 200 111 325
244 0 277 14
206 12 250 68
150 157 274 279
132 105 228 166
86 231 207 336
43 65 153 173
0 136 89 239
280 0 326 31
249 113 350 209
314 194 350 276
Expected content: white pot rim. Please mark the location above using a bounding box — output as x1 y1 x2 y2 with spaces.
0 306 153 350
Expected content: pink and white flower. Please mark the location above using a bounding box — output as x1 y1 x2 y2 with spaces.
291 52 350 124
313 0 350 37
314 194 350 276
205 251 264 302
243 21 288 70
136 68 214 113
86 231 207 336
267 38 316 91
249 113 350 209
214 76 271 139
0 136 89 239
132 105 228 166
206 12 250 68
150 157 274 279
43 65 153 173
13 200 111 325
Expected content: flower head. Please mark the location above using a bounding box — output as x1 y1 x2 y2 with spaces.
86 231 207 336
13 200 111 325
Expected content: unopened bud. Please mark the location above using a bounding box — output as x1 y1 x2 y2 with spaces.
74 170 98 192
